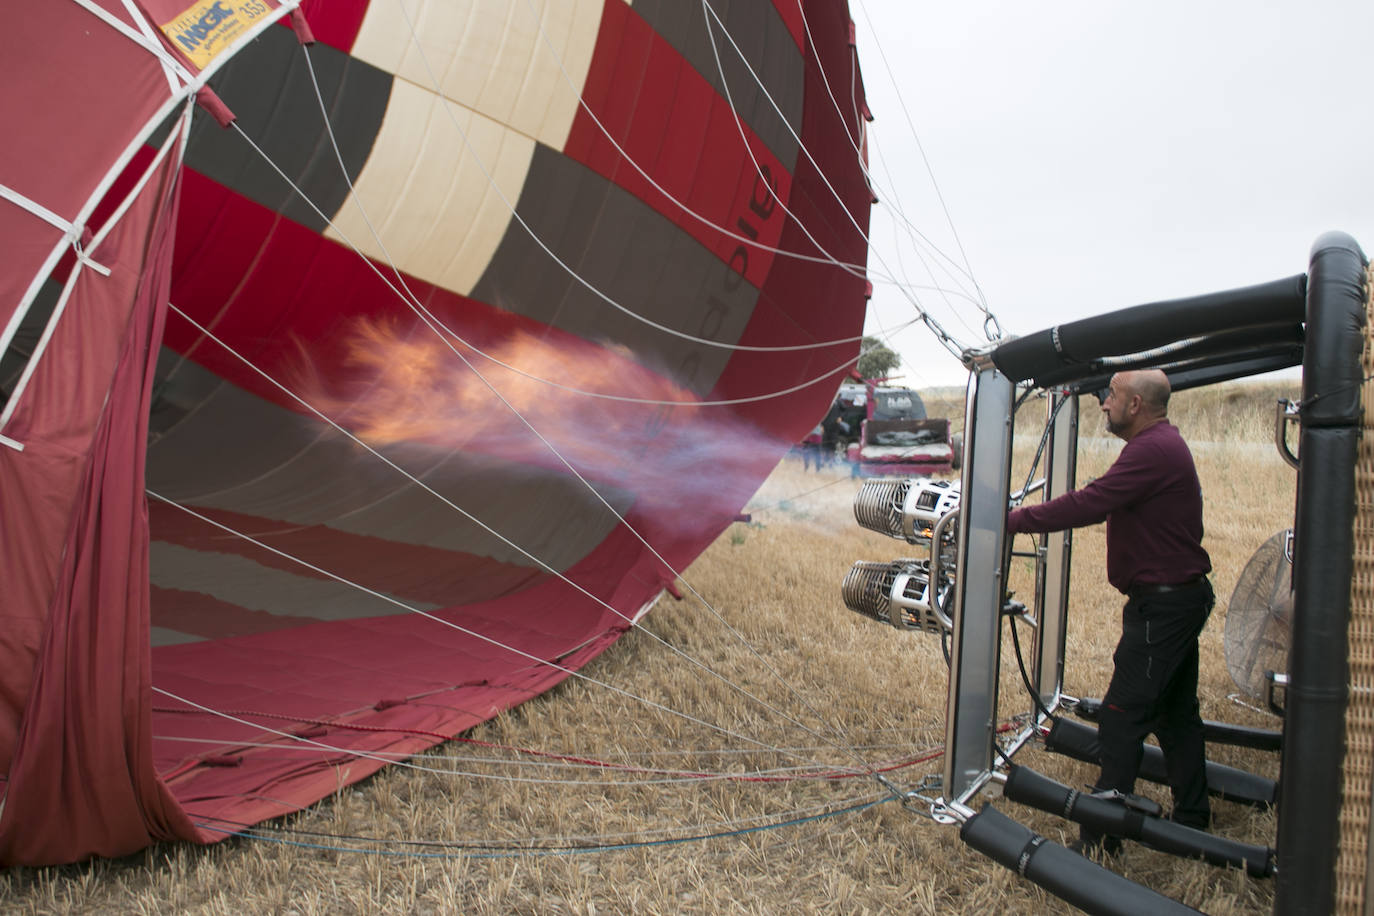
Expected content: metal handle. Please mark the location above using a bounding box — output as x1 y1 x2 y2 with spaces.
929 507 960 630
1274 398 1300 470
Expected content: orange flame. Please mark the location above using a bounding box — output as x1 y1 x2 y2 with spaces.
303 317 699 465
293 316 785 532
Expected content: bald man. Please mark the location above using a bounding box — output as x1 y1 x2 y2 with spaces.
1008 369 1213 856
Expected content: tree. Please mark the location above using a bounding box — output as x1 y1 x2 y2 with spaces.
856 336 900 380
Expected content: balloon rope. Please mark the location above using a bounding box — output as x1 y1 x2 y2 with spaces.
695 0 973 362
186 792 897 859
300 46 875 356
156 307 880 776
151 702 946 783
789 0 988 344
523 0 992 360
147 497 859 776
295 37 939 782
228 75 896 779
231 112 905 409
188 34 925 787
152 720 943 789
846 0 1002 341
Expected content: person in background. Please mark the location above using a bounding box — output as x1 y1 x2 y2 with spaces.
1007 368 1213 856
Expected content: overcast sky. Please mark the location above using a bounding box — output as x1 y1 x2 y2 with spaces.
849 1 1374 387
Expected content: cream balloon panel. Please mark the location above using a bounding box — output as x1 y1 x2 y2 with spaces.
328 0 603 297
325 81 537 296
348 0 602 146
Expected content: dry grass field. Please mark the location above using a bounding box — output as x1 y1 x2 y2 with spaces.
2 379 1303 915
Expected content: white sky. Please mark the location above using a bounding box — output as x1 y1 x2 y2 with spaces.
850 1 1374 387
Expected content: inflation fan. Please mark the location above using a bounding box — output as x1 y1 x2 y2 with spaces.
1225 529 1294 701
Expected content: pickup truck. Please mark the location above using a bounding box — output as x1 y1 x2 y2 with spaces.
842 384 957 476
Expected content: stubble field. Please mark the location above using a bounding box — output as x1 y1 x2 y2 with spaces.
2 380 1300 914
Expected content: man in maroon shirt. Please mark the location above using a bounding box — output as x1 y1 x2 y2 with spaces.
1008 369 1213 856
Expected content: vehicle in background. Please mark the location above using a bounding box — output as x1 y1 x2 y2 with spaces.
800 378 958 475
844 379 957 476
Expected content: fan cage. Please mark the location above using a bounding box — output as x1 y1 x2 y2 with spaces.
1224 528 1293 700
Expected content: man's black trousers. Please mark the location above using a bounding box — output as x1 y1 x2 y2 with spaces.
1087 578 1215 844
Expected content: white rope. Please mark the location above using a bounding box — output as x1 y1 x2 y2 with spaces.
153 685 830 787
696 1 872 275
517 0 988 334
374 0 881 355
517 0 877 282
789 2 988 346
147 496 863 778
230 120 906 410
859 136 991 365
273 46 895 776
697 0 973 363
151 731 908 785
796 0 986 301
157 307 876 774
192 788 890 850
692 0 1008 361
691 1 969 372
850 0 1003 341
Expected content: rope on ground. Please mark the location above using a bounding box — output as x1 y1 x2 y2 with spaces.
189 793 898 860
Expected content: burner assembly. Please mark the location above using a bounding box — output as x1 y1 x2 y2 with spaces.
843 478 960 632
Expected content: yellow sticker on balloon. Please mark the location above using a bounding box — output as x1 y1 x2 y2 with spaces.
161 0 272 70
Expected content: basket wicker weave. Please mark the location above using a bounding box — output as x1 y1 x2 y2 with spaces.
1337 261 1374 912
